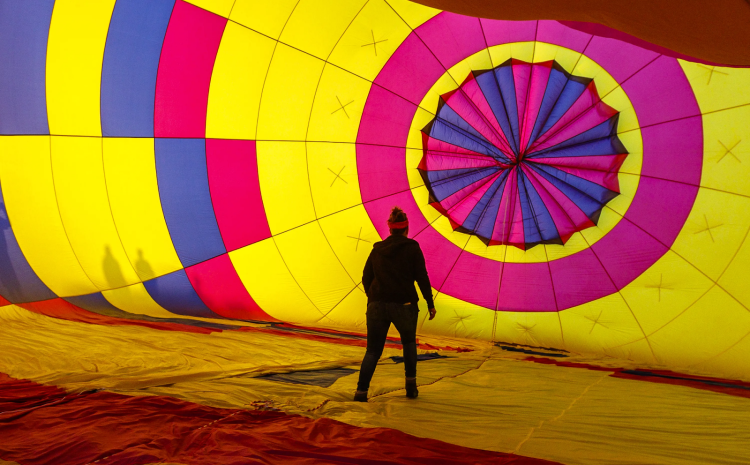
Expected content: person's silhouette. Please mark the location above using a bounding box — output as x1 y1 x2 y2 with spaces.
134 249 155 281
102 245 125 289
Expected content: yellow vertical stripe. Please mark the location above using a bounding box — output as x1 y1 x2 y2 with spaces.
182 0 234 17
46 0 116 136
230 0 300 39
206 22 276 140
102 138 182 281
0 136 97 296
50 136 140 290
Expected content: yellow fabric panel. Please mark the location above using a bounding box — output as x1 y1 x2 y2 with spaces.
274 222 357 312
670 188 750 281
425 291 496 340
102 138 182 282
230 238 320 322
559 293 655 361
383 0 440 29
102 283 177 320
647 285 750 368
315 285 368 330
489 42 535 67
306 142 363 218
0 136 97 296
533 41 583 71
700 105 750 196
50 136 140 290
256 141 316 234
495 310 564 349
620 251 714 335
679 60 750 113
444 47 493 87
690 331 750 382
206 22 276 140
230 0 299 39
256 43 324 141
307 65 372 143
183 0 234 17
327 0 413 81
317 205 378 281
718 226 750 309
45 0 116 136
280 0 367 60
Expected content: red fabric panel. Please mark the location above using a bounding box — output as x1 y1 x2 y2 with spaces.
0 373 560 465
0 294 10 306
17 298 217 334
205 139 271 251
185 254 277 321
154 0 226 137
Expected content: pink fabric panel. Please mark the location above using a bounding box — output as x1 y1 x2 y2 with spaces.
583 35 660 84
640 116 703 185
550 248 616 310
621 56 701 127
531 154 627 172
412 226 464 290
154 1 226 138
445 89 511 154
537 21 592 53
511 60 532 146
525 166 593 230
491 171 524 245
540 162 621 192
357 85 416 147
357 145 410 203
436 170 497 212
423 144 499 170
591 219 668 290
440 252 502 309
185 254 276 321
206 139 270 251
480 19 537 47
415 13 486 70
519 62 553 151
456 77 513 154
373 33 444 106
447 172 502 224
497 262 557 311
522 167 578 240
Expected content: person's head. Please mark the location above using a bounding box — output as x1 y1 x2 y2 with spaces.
387 206 409 236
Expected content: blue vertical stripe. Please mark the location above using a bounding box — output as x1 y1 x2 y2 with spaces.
155 138 226 267
519 171 559 242
0 0 54 135
101 0 175 137
144 269 218 318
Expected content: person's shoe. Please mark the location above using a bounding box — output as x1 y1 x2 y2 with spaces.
354 390 368 402
405 377 418 399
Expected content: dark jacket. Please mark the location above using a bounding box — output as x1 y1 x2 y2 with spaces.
362 234 434 308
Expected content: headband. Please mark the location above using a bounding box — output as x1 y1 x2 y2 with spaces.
387 220 409 229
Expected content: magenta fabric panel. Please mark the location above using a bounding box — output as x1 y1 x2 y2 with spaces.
185 254 276 321
640 117 703 186
591 219 668 289
206 139 270 251
583 36 660 85
480 19 537 48
154 0 226 138
372 32 444 106
423 141 498 169
413 227 463 291
511 60 532 145
523 168 578 240
456 77 513 153
550 248 616 309
365 191 430 243
526 166 593 232
537 21 592 53
441 252 502 310
357 145 410 203
621 56 700 128
541 162 621 192
357 85 416 147
448 173 502 225
414 13 485 70
622 178 699 247
519 62 553 150
492 174 525 245
445 90 511 153
497 262 557 311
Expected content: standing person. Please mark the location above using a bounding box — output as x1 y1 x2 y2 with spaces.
354 207 436 402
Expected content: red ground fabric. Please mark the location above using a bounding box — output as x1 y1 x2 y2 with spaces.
0 373 559 465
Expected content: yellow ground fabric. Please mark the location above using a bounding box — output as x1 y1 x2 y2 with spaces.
1 305 747 465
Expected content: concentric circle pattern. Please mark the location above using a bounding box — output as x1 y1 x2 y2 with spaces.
419 59 628 250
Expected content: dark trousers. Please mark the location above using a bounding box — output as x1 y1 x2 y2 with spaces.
357 301 418 391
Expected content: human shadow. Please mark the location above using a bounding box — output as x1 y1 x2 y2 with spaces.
135 248 154 282
102 245 125 289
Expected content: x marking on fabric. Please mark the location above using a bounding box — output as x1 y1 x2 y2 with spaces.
331 96 354 118
645 274 672 302
347 227 371 251
718 140 741 163
698 65 728 85
517 323 536 334
586 310 608 333
361 30 388 56
328 166 347 187
694 214 723 242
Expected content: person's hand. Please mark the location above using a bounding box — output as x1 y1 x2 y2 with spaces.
428 307 436 320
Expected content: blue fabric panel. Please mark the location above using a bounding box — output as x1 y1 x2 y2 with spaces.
64 292 121 314
0 0 54 135
526 66 570 151
101 0 175 137
519 171 559 242
474 172 510 239
429 119 504 161
516 171 542 245
0 183 56 303
434 104 506 160
532 163 618 205
529 116 622 159
492 65 521 154
474 70 517 155
143 268 218 318
262 368 357 388
529 164 611 220
155 138 226 267
464 171 508 233
536 78 589 140
428 166 499 202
